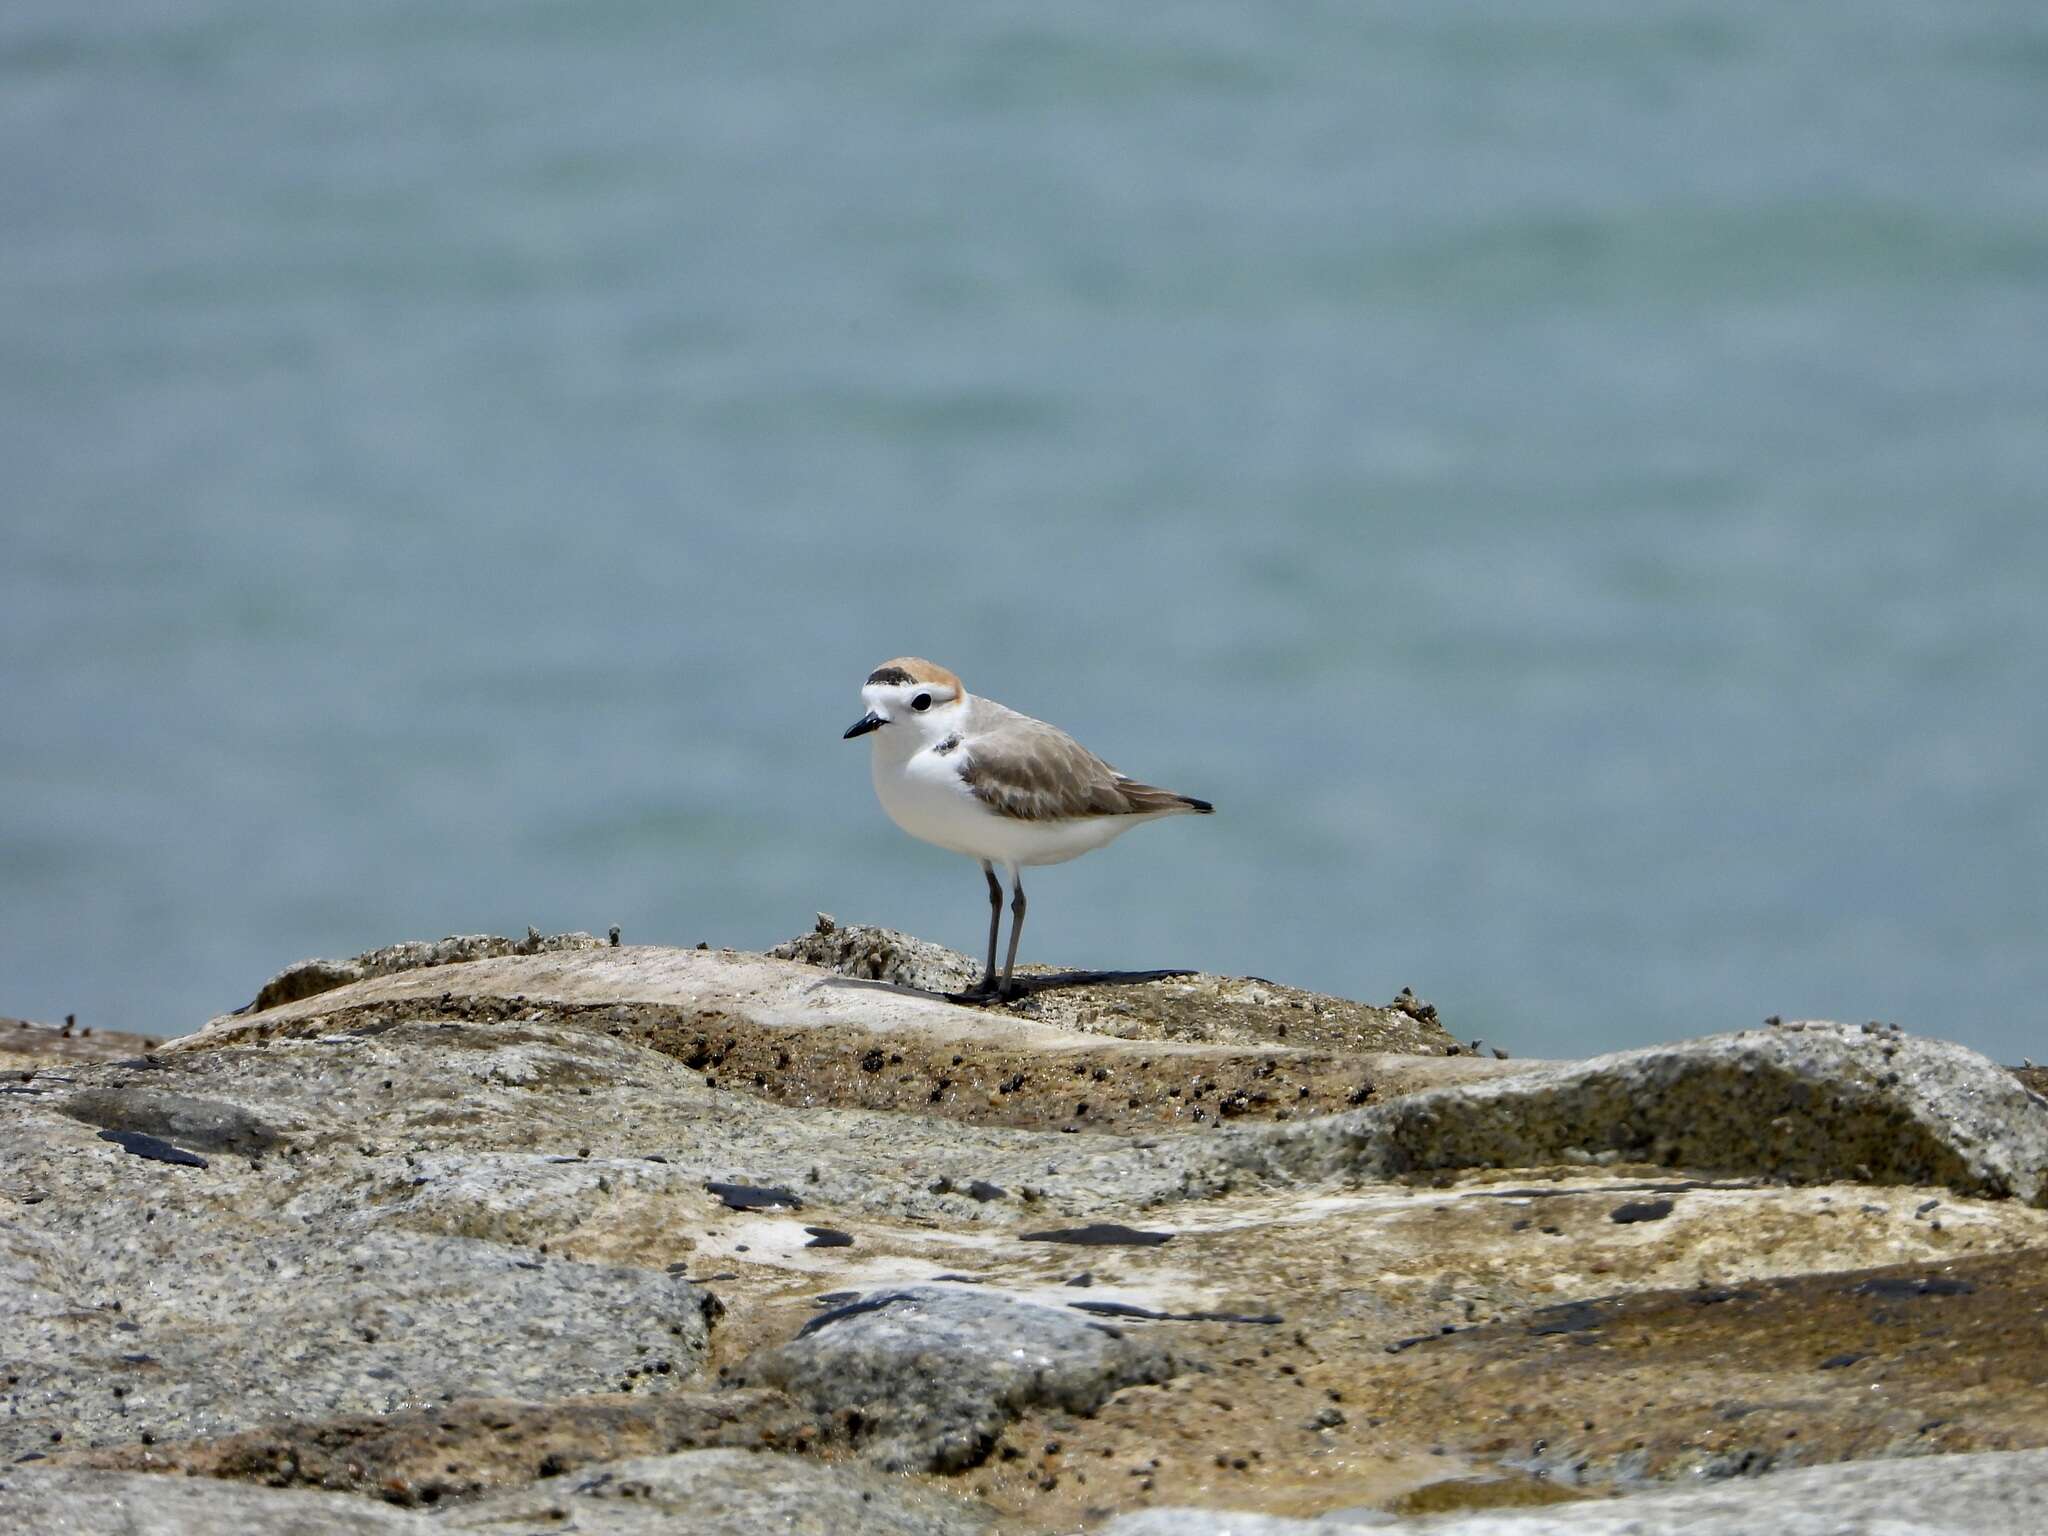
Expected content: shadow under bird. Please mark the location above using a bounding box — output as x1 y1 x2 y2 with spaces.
843 657 1214 999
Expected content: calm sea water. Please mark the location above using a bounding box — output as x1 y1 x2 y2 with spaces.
4 2 2045 1061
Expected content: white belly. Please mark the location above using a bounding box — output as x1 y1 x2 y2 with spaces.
872 744 1139 868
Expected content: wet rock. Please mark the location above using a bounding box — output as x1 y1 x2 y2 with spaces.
742 1286 1174 1471
1021 1223 1174 1246
443 1447 992 1534
1247 1023 2048 1204
243 930 607 1013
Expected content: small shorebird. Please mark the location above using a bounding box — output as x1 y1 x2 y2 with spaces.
843 657 1213 999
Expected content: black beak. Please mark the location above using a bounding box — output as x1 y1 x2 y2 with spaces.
842 711 885 739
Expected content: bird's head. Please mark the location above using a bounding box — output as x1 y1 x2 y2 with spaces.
843 657 966 746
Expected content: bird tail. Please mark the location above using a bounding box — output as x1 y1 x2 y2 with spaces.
1116 778 1215 816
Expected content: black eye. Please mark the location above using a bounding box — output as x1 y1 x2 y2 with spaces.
911 693 933 712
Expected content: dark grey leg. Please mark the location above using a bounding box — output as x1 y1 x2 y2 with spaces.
1001 872 1026 997
979 860 1002 993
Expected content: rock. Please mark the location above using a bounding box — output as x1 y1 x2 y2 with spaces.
241 930 608 1013
443 1447 992 1534
11 935 2048 1533
1104 1446 2048 1533
741 1285 1175 1471
181 937 1458 1138
1239 1023 2048 1204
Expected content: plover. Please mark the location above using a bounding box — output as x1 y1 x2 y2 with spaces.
843 657 1213 999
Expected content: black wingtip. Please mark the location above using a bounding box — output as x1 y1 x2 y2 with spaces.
1182 797 1215 814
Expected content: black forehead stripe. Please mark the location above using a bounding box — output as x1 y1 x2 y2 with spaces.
866 666 916 687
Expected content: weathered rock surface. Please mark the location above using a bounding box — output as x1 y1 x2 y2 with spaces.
1228 1022 2048 1204
742 1285 1176 1471
2 1449 993 1535
0 1465 433 1535
62 1391 811 1505
4 1214 714 1458
773 916 1461 1056
6 927 2048 1533
241 929 609 1014
446 1447 993 1534
1106 1447 2048 1533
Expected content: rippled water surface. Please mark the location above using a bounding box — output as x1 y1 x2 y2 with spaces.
4 2 2045 1058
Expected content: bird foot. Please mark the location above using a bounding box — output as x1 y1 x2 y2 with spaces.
950 977 1020 1006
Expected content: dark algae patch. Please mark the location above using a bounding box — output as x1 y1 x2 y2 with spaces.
1609 1197 1675 1224
794 1293 912 1339
704 1181 802 1211
1336 1252 2048 1487
1020 1223 1173 1247
1849 1275 1975 1300
1069 1300 1281 1325
1525 1298 1614 1336
96 1129 208 1169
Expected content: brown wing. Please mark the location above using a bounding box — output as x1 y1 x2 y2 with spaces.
957 710 1209 821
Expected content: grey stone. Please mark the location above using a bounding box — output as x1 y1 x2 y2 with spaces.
0 1466 433 1535
743 1285 1175 1471
1229 1023 2048 1204
445 1447 992 1534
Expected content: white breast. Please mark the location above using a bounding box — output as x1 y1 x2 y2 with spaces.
870 739 1139 868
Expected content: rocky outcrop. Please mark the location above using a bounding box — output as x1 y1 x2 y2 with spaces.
743 1286 1176 1471
1228 1021 2048 1204
239 928 610 1014
5 927 2047 1533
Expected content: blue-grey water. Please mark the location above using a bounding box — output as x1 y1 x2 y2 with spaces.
4 2 2045 1061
